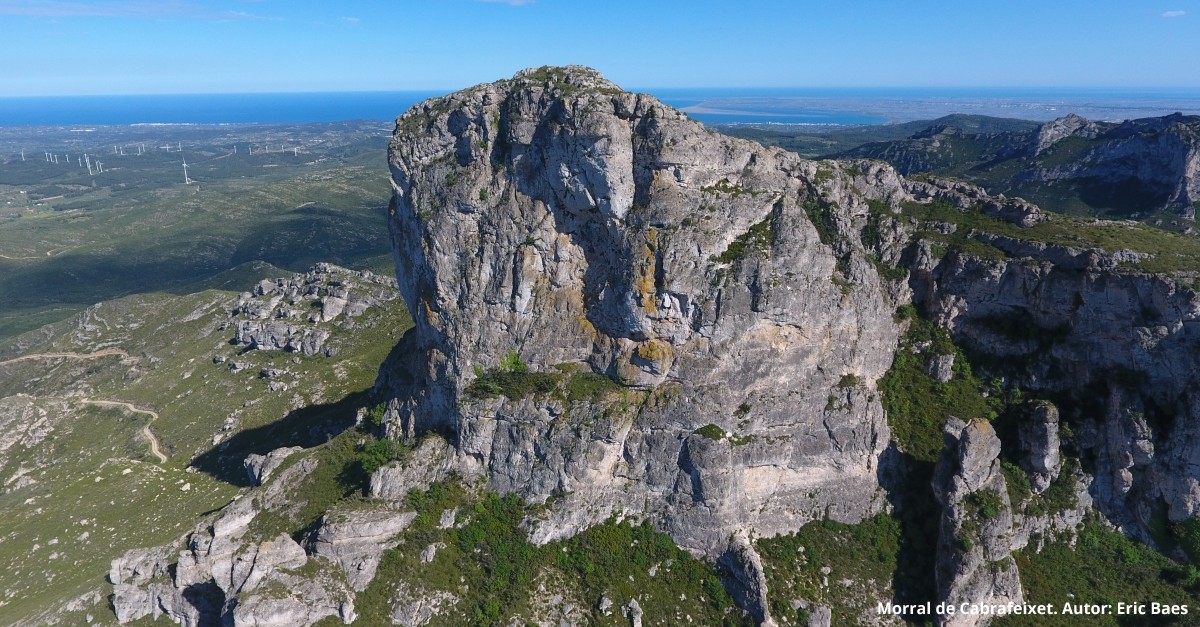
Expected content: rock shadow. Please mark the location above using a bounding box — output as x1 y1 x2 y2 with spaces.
190 387 372 487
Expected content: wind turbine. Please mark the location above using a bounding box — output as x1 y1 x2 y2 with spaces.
182 157 192 184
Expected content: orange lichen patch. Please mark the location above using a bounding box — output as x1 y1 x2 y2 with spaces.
635 338 673 363
421 297 440 324
636 229 659 314
967 418 995 434
575 314 599 339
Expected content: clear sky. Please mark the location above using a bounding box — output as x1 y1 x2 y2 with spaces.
2 0 1198 96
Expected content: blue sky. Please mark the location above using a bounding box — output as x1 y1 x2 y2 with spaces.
2 0 1198 96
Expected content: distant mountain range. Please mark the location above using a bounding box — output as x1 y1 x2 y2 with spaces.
723 112 1200 226
833 112 1200 222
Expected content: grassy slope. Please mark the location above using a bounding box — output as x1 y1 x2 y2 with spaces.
0 273 412 624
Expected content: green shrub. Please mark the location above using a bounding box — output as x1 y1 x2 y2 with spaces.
358 437 408 475
566 371 622 402
758 514 901 624
467 370 560 400
364 402 387 429
500 351 528 373
1177 518 1200 565
1006 520 1200 626
879 312 1000 463
467 352 562 400
836 374 862 388
713 217 774 264
965 489 1003 520
1001 461 1032 508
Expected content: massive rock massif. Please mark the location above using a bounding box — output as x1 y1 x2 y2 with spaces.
381 65 905 562
109 67 1200 625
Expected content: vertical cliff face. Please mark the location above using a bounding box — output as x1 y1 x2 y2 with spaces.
910 228 1200 538
384 66 910 558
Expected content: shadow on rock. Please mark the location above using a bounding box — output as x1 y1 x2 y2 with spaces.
190 388 373 486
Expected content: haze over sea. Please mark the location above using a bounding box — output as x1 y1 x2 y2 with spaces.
1 88 1199 127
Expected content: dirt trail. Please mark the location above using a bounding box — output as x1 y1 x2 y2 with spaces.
81 399 167 463
0 348 128 367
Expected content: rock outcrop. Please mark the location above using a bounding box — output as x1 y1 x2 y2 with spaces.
910 223 1200 543
243 445 302 486
1033 113 1101 155
382 66 913 574
230 264 399 356
932 418 1022 626
845 111 1200 218
307 504 417 591
1017 402 1061 494
111 456 358 626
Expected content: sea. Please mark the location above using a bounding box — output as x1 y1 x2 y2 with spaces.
2 88 1200 127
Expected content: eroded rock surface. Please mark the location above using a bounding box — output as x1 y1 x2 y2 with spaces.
932 418 1022 626
382 66 916 568
231 264 399 356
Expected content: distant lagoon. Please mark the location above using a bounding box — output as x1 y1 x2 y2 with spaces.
2 87 1200 127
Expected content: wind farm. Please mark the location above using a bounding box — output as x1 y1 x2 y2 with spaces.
0 121 394 340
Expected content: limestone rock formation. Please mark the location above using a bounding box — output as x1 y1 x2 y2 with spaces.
1018 402 1061 494
243 445 303 486
110 456 357 626
1033 113 1101 155
932 418 1022 626
381 67 918 580
307 504 417 591
910 222 1200 540
105 67 1200 625
231 264 399 356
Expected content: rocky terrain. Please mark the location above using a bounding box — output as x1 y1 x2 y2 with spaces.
0 264 408 625
4 66 1198 625
838 111 1200 222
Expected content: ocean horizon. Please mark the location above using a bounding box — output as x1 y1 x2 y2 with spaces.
2 88 1200 127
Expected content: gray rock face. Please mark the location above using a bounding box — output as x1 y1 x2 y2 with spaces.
1018 402 1061 493
110 456 356 627
229 574 356 627
806 606 832 627
625 598 644 627
307 505 417 591
230 264 399 356
389 581 459 626
243 445 303 486
1036 113 1200 217
718 532 777 627
383 65 908 569
932 418 1022 626
908 176 1045 228
1033 113 1101 155
368 435 456 500
910 226 1200 539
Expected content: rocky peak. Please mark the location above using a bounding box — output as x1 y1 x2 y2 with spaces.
933 418 1022 626
383 66 915 620
510 64 622 93
1033 113 1100 155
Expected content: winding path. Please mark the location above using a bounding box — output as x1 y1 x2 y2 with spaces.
0 348 128 367
81 399 167 463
